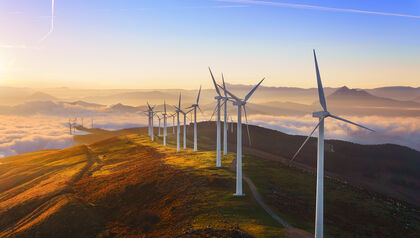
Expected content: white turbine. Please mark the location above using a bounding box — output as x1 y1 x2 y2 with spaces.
170 113 176 134
291 50 374 238
146 102 155 138
221 74 229 155
209 68 223 167
175 94 182 152
157 114 162 137
163 100 168 146
147 103 157 141
186 86 202 151
219 77 265 196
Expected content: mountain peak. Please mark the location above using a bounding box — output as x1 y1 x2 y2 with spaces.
329 86 371 98
26 92 57 101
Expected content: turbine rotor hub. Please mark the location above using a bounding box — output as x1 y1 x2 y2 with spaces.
312 111 330 118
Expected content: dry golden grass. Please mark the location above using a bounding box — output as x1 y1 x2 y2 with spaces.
0 133 287 237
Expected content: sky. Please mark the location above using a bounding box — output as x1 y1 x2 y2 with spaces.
0 0 419 89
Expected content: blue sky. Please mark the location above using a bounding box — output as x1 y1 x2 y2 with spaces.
0 0 419 89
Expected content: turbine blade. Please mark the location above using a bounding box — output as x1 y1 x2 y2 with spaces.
329 114 375 132
313 50 327 111
218 83 240 102
244 78 265 102
209 67 221 96
222 73 227 97
197 85 202 104
291 118 324 162
209 104 218 121
243 105 252 146
178 93 181 109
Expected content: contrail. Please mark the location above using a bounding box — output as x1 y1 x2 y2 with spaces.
39 0 55 42
216 0 420 19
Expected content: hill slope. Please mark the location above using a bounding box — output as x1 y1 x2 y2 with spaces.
191 122 420 207
0 134 288 237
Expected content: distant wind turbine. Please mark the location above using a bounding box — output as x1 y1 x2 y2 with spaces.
163 101 168 146
291 50 374 238
146 102 156 141
68 118 72 135
219 77 265 196
186 86 202 151
174 94 182 151
221 74 229 155
209 68 223 167
156 114 162 136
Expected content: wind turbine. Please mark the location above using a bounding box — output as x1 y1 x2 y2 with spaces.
219 77 264 196
156 114 162 137
174 94 182 151
169 113 176 134
68 118 72 135
291 50 374 238
186 86 202 151
163 101 168 146
209 68 223 167
146 102 154 137
221 74 229 155
147 103 157 141
175 106 193 150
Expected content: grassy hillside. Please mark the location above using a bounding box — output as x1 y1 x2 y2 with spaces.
174 122 420 237
1 125 419 237
189 121 420 207
0 133 293 238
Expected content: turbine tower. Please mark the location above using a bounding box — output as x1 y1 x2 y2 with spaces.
219 77 265 196
209 68 223 167
291 50 374 238
175 94 182 151
163 101 168 146
221 74 229 155
146 102 154 137
68 118 72 135
186 86 202 151
156 114 162 137
175 105 193 150
149 104 156 141
170 113 176 134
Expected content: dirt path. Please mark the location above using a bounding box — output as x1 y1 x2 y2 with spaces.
229 158 289 228
230 158 313 238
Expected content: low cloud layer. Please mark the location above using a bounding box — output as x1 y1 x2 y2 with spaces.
0 114 149 158
0 115 75 157
249 114 420 151
1 112 419 159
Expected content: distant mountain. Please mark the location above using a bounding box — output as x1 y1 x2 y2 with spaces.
65 100 104 108
366 86 420 101
413 95 420 103
327 86 420 108
108 103 142 113
83 91 196 106
26 92 57 101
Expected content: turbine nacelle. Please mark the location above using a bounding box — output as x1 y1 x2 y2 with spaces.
232 101 246 106
313 111 330 118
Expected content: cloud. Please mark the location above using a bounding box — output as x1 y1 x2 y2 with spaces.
0 115 75 158
1 110 418 159
0 113 149 158
248 114 420 151
217 0 420 19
